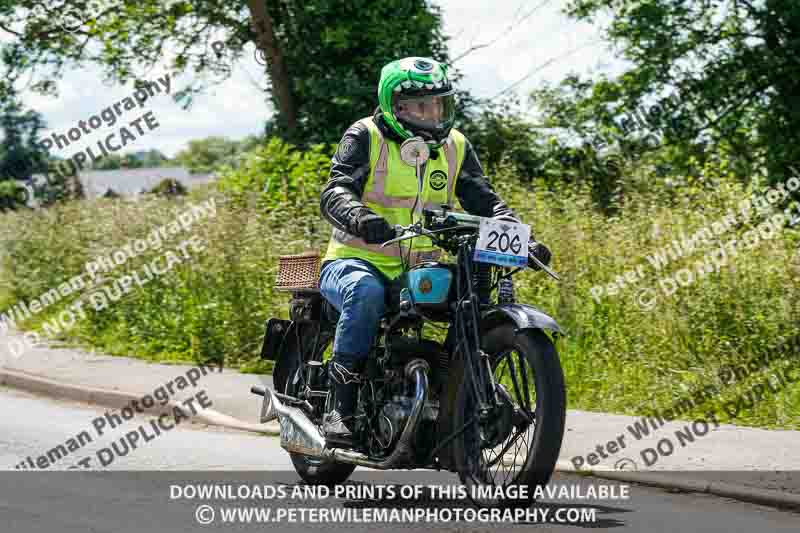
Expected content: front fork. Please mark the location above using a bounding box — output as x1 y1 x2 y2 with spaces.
459 294 501 415
457 246 504 414
481 350 500 405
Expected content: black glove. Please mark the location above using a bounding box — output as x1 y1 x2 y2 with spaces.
356 213 397 244
528 241 552 270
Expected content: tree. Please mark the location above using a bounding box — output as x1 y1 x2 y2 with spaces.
0 180 28 211
247 0 296 133
92 153 123 170
37 159 86 205
95 149 168 169
174 136 245 174
0 74 81 208
148 177 187 197
0 90 48 181
544 0 800 185
139 149 168 168
0 0 452 145
257 0 450 144
457 98 546 181
121 153 144 168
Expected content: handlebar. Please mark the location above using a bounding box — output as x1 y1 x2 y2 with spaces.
381 224 428 247
381 208 560 281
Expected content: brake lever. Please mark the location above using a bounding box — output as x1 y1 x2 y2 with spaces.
529 254 561 281
381 224 440 247
381 231 416 247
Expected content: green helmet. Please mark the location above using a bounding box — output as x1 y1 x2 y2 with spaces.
378 57 456 146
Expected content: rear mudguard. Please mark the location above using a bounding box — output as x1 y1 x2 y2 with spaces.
262 318 334 394
481 303 564 336
260 318 293 361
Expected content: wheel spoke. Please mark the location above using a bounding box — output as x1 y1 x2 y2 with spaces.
466 342 543 494
485 427 526 469
504 351 526 411
518 349 533 412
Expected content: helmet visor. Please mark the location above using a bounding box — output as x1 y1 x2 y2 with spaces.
393 91 456 137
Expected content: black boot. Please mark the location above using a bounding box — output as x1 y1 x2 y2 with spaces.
323 361 361 444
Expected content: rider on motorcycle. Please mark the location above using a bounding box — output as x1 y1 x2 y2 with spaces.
319 57 552 442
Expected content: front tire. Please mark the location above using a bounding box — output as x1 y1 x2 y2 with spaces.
452 324 566 508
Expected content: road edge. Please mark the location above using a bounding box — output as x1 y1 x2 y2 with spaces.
556 460 800 511
0 367 280 436
3 367 797 511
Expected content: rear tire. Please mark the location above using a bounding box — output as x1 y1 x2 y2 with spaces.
289 454 356 487
452 324 566 508
274 333 356 486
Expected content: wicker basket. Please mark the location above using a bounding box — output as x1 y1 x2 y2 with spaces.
275 251 321 292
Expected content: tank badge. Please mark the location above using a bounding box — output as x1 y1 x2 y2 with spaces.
418 277 433 294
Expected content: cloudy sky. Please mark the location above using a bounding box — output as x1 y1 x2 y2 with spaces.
14 0 623 158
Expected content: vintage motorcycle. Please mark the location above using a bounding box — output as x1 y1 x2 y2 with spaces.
252 139 566 508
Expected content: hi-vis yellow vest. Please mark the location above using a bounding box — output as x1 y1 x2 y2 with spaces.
323 117 467 280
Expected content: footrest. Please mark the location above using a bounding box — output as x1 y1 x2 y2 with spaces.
325 434 356 449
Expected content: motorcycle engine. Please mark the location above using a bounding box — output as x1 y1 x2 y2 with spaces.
368 334 446 453
375 395 439 451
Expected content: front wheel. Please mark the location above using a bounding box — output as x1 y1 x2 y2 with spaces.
452 324 566 508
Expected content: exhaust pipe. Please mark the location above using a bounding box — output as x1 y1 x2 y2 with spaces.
253 359 430 468
258 387 327 457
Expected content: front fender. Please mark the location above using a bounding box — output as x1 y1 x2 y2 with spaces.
481 303 564 335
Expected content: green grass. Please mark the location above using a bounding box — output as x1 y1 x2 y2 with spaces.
0 271 11 312
1 175 798 430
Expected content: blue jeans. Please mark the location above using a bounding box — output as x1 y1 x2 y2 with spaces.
319 258 387 367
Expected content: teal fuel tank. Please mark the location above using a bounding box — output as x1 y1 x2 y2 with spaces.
395 263 454 320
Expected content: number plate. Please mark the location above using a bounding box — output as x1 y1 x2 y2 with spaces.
473 218 531 268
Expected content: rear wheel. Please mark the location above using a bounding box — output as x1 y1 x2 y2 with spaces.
273 332 356 486
452 324 566 508
289 451 356 487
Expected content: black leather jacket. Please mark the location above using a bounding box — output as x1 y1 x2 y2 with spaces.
320 109 518 237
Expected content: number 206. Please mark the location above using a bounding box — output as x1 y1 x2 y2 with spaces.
486 231 522 254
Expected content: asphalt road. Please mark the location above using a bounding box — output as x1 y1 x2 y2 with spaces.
1 386 798 533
